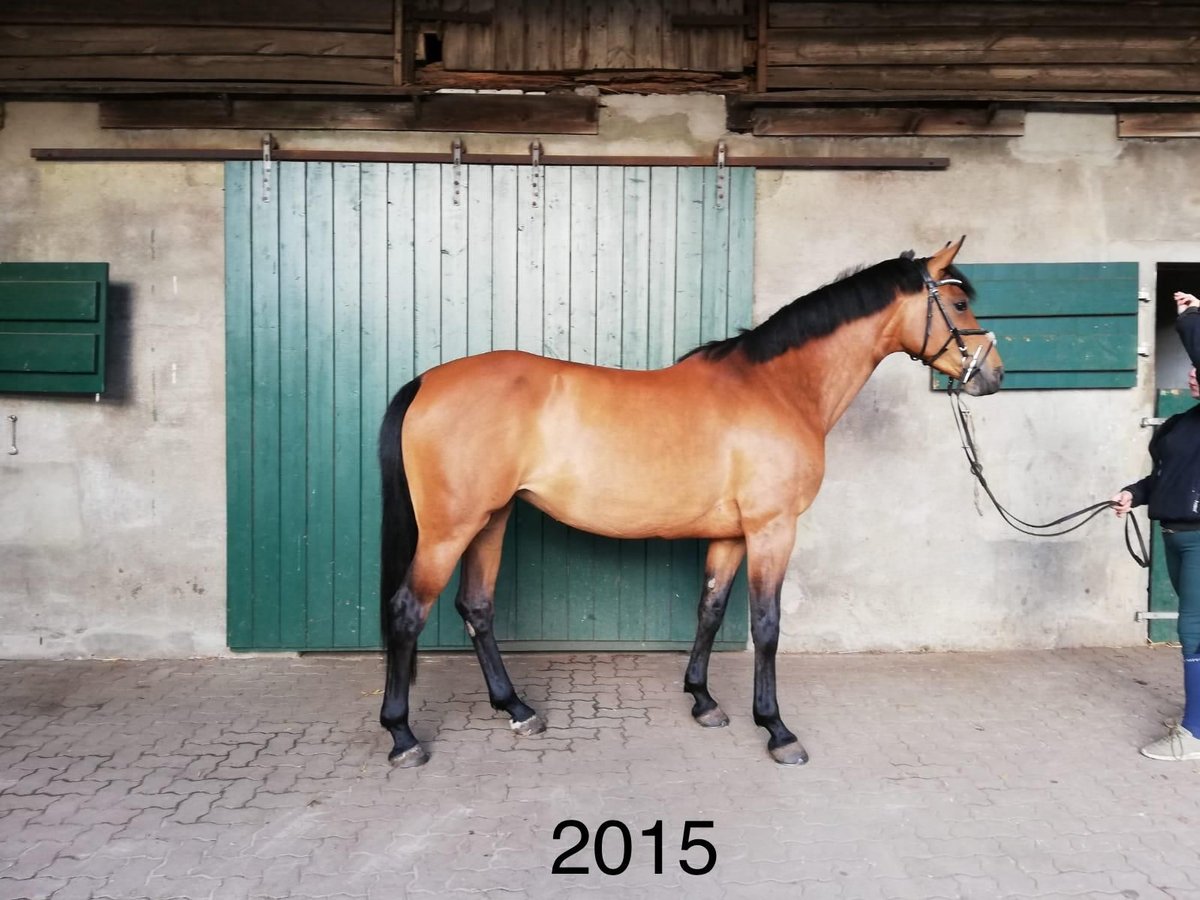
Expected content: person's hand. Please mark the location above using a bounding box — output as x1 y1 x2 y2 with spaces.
1175 291 1200 314
1110 490 1133 518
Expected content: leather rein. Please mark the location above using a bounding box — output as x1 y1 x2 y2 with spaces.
908 266 1148 567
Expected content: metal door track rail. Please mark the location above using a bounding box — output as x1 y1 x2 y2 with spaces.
32 147 949 170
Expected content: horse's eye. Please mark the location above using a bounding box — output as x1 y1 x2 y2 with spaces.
953 301 968 312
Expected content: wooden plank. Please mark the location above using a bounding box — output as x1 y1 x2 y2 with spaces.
358 163 389 645
715 0 747 72
493 0 526 70
962 262 1139 317
595 166 625 367
304 163 337 649
414 93 598 133
753 106 1025 136
562 0 587 70
0 24 392 56
385 163 417 387
490 165 519 351
740 88 1200 106
0 54 394 84
585 0 611 70
621 167 652 370
770 2 1200 30
523 0 564 72
568 166 598 363
332 163 364 648
700 166 730 344
441 163 469 365
540 164 573 641
250 159 283 649
412 164 443 373
0 79 431 96
224 162 255 649
277 162 310 650
466 165 493 356
607 0 638 67
767 64 1200 93
1119 109 1200 137
632 1 664 70
0 0 394 31
767 28 1200 66
673 167 706 358
99 99 416 130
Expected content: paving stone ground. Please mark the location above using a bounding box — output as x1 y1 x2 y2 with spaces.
1 647 1198 899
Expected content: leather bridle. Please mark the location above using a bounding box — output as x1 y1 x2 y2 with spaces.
909 267 995 390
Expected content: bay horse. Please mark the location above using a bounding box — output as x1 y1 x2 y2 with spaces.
378 237 1003 767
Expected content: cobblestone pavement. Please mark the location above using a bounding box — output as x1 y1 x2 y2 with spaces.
1 647 1198 899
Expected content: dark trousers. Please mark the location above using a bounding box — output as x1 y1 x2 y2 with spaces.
1164 530 1200 655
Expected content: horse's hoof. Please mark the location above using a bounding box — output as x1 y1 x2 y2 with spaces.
511 713 546 736
695 707 729 728
769 741 809 766
389 744 430 768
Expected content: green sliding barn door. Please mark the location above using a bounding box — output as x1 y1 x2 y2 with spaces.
226 161 754 651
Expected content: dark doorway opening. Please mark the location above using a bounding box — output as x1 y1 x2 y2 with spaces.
1156 262 1200 389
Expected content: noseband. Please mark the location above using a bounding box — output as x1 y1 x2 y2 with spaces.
909 268 995 388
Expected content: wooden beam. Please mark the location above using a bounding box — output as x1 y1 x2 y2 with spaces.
0 80 432 97
99 98 417 130
766 28 1200 66
0 25 392 57
98 94 598 134
769 2 1200 30
0 1 393 31
740 89 1200 106
0 54 394 85
31 146 950 169
413 93 599 135
1118 110 1200 138
767 64 1200 93
752 106 1025 137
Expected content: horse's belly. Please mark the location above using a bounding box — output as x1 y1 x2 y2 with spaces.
517 480 743 541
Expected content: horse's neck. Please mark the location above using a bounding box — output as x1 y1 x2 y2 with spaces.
766 311 899 433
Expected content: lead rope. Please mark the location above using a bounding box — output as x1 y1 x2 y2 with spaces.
949 391 1148 567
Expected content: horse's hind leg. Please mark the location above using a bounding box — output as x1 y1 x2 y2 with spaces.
382 524 484 767
456 502 544 735
684 538 746 728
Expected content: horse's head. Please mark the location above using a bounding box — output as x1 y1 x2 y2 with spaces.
898 237 1003 396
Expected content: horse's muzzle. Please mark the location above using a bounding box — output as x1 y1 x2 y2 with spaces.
962 364 1003 396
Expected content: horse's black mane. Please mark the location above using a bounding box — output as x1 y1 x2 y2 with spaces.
681 252 975 364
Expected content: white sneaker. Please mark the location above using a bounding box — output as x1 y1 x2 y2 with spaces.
1140 723 1200 761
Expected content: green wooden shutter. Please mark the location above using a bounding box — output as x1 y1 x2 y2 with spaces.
226 162 754 652
0 263 108 394
1147 390 1198 643
934 262 1139 390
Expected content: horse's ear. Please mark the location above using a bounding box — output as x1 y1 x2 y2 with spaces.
927 235 966 279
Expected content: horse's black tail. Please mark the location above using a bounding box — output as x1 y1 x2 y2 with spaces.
379 376 423 679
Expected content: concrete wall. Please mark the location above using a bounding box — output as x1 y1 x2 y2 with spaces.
1 98 1195 658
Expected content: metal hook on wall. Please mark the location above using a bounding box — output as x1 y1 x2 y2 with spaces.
7 415 17 455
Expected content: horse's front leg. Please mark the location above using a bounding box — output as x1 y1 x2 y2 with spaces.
684 538 746 727
746 520 808 766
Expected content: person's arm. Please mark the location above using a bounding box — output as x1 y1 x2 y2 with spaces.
1175 292 1200 365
